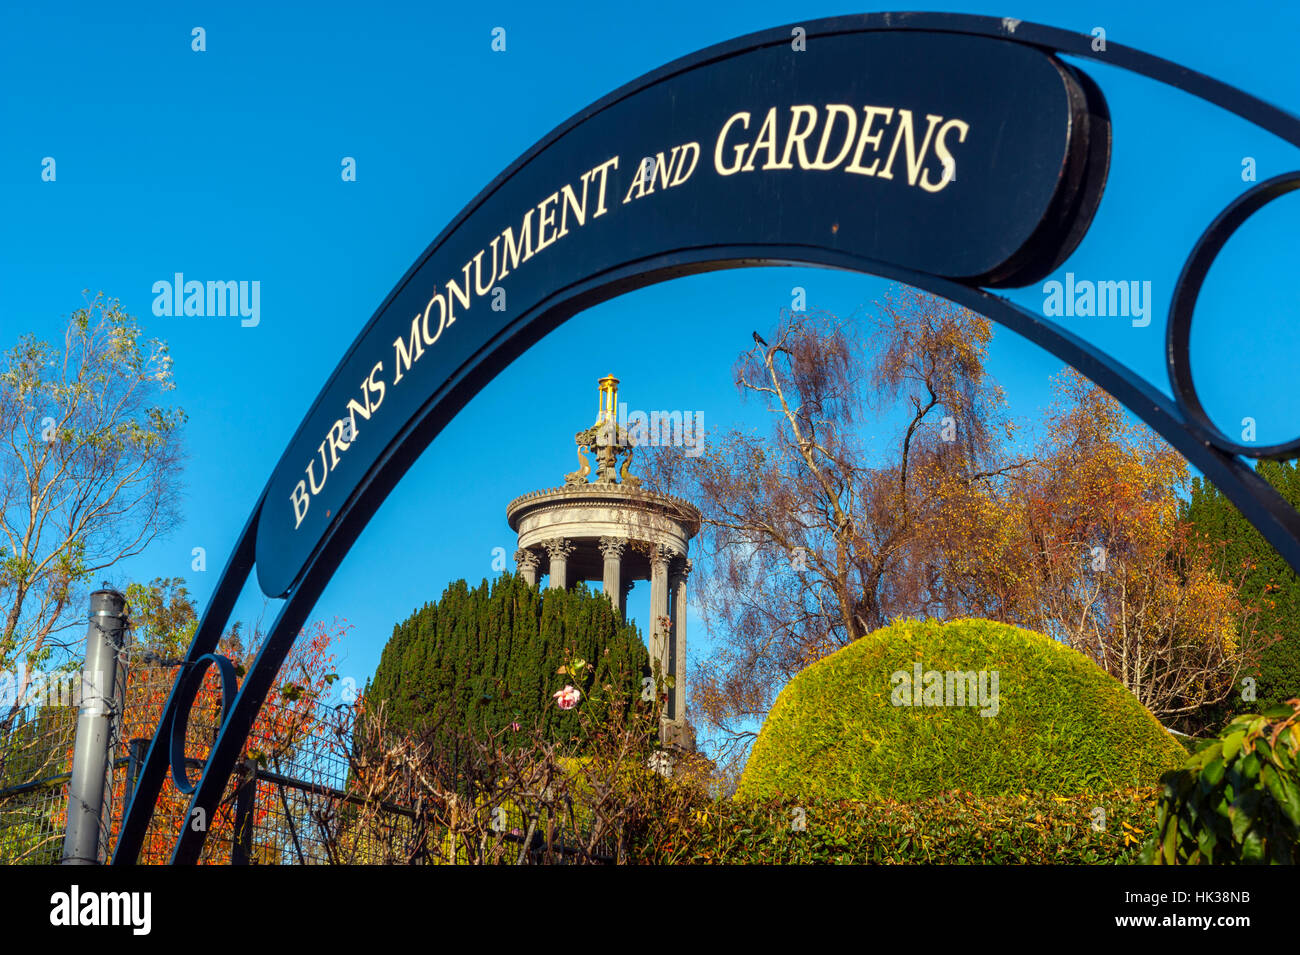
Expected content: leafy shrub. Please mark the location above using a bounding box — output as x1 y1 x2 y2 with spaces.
1144 698 1300 864
738 618 1187 802
337 673 700 864
633 789 1158 864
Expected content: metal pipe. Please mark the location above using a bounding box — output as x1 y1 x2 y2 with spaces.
61 587 127 864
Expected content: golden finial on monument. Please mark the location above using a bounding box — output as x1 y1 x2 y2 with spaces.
509 371 697 747
597 373 619 425
564 374 639 487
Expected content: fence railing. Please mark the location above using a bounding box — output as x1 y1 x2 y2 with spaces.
1 664 617 864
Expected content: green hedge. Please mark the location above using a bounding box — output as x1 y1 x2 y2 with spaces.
360 574 649 756
634 789 1158 864
738 619 1187 802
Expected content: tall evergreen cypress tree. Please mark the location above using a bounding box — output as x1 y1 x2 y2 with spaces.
359 573 650 759
1183 460 1300 717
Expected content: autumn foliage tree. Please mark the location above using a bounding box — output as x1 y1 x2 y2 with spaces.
646 287 1271 766
944 371 1267 732
0 294 185 860
642 290 1024 769
0 295 185 716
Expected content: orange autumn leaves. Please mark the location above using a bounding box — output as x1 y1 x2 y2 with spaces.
937 370 1254 722
898 367 1256 724
59 619 346 863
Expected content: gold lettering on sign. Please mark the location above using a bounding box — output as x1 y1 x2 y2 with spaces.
712 102 969 191
288 98 975 535
714 111 751 175
809 104 857 170
623 143 701 204
922 118 970 192
879 110 943 185
777 106 819 169
290 155 623 531
741 108 781 172
845 106 895 176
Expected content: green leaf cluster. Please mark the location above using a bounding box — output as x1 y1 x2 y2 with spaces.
1144 698 1300 864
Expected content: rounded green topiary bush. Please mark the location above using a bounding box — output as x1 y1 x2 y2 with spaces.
736 618 1187 802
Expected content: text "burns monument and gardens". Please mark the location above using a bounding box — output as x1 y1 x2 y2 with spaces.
286 101 970 531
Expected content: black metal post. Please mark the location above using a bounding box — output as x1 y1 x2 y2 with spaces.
231 756 257 865
122 738 148 825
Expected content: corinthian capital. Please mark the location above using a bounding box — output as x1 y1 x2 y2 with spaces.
598 536 627 560
650 543 680 571
544 538 574 561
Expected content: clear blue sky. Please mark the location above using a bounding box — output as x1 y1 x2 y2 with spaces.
2 0 1297 721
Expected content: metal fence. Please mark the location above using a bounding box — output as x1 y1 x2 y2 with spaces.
0 701 79 864
1 664 617 864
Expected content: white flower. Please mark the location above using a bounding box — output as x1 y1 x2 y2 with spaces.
552 685 582 710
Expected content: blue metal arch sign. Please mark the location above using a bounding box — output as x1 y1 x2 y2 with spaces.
114 12 1300 864
258 27 1109 601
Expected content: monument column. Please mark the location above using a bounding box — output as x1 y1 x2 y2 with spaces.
598 537 626 616
504 376 702 752
649 544 676 695
515 548 541 588
544 538 573 590
668 558 690 725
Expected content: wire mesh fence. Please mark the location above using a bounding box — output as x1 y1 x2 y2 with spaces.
1 663 619 864
0 701 79 864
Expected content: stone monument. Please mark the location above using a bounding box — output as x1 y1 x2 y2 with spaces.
507 374 700 748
